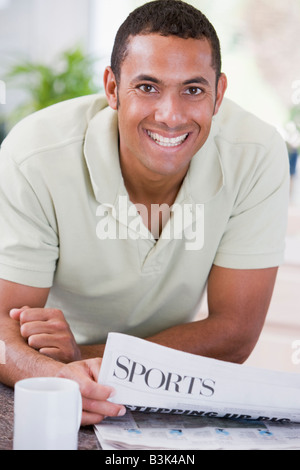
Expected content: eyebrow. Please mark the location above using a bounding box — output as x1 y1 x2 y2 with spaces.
133 74 160 84
183 77 210 87
132 74 211 88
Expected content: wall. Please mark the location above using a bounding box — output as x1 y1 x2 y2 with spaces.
0 0 92 114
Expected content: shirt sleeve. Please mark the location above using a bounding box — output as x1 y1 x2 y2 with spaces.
0 150 59 287
213 130 290 269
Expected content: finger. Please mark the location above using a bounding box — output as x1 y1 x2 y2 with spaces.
81 379 115 402
82 395 126 421
19 308 57 325
39 347 70 362
81 409 126 426
20 317 70 338
81 411 106 427
39 347 59 358
27 333 73 351
69 366 119 405
27 333 55 350
20 321 56 339
80 377 127 420
9 306 30 321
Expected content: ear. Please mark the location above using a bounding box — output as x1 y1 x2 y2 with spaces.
103 66 118 110
213 73 227 116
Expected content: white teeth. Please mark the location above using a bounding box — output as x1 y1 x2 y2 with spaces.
147 131 188 147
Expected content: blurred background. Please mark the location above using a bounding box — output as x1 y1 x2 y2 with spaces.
0 0 299 372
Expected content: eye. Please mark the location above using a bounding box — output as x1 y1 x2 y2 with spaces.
184 87 203 96
138 84 157 94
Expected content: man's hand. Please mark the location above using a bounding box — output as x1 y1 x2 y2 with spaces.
10 306 81 363
55 358 126 426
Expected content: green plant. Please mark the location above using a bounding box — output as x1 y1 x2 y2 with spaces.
6 46 101 126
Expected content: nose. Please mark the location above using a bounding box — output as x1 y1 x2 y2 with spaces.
154 92 188 128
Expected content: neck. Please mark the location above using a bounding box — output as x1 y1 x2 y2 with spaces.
123 165 188 240
120 159 187 207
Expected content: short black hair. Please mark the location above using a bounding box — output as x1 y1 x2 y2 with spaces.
111 0 222 85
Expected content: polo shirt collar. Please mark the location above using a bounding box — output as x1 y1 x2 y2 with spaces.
84 104 124 206
84 101 225 207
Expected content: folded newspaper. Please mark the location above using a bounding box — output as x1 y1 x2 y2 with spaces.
96 332 300 450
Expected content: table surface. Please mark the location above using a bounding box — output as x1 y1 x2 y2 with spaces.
0 381 100 450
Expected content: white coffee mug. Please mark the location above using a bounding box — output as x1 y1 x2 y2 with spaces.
13 377 82 450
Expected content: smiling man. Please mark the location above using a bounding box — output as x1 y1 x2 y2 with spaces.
0 0 289 425
109 34 225 180
105 32 227 237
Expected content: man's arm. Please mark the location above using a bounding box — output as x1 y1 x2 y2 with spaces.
0 279 126 425
13 265 278 364
147 265 278 363
78 265 278 363
0 279 55 386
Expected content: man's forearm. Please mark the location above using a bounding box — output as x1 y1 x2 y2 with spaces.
146 316 255 364
78 316 254 365
145 265 276 363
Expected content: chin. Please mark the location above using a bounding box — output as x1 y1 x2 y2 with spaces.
146 161 190 178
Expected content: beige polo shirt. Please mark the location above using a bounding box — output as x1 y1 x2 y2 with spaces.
0 95 290 344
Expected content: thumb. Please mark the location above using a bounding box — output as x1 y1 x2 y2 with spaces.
9 306 30 321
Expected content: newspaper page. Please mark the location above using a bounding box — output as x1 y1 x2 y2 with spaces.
96 332 300 449
94 410 300 450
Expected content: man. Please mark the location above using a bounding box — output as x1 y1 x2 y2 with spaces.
0 0 289 425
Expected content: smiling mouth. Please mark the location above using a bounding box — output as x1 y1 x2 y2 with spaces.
147 130 189 147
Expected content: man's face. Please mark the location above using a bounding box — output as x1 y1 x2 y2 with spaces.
105 34 227 180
